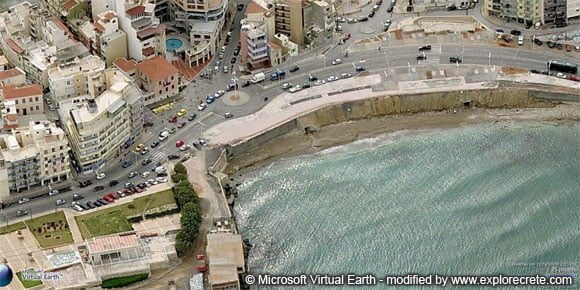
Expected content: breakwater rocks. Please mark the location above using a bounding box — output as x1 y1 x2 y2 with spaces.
222 87 564 173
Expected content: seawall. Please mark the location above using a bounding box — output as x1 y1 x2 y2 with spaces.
215 85 571 173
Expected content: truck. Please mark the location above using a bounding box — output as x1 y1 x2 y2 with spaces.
270 70 286 81
250 72 266 84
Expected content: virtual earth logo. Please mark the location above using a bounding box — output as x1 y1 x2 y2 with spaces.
0 264 13 287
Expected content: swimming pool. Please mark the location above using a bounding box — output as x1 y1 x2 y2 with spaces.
166 38 184 51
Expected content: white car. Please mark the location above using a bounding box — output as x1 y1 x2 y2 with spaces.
147 179 159 185
556 72 567 79
18 198 30 204
158 131 169 141
314 80 326 86
49 189 59 196
327 75 338 82
282 82 293 90
341 73 353 79
180 144 191 151
197 103 207 111
72 205 84 212
141 171 150 178
288 85 302 93
55 199 66 206
214 90 225 98
332 58 342 65
156 177 168 183
198 139 208 147
96 173 106 180
517 35 524 45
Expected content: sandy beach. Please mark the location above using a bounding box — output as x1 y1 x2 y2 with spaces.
225 104 580 174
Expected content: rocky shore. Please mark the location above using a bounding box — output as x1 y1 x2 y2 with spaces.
225 105 580 174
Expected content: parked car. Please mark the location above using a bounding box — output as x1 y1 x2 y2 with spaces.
18 198 30 204
96 173 106 180
109 180 119 186
122 160 132 168
289 66 300 73
446 4 456 10
188 114 197 121
168 115 178 123
517 35 524 45
151 140 160 148
16 209 28 217
332 58 342 65
177 109 187 117
241 81 251 87
282 82 293 90
418 45 432 51
168 154 180 160
510 29 521 36
128 171 139 178
94 185 104 192
289 85 302 93
197 103 207 111
355 65 366 72
387 5 394 12
55 199 66 206
233 47 240 56
142 158 153 166
534 38 543 45
230 57 237 64
73 194 84 201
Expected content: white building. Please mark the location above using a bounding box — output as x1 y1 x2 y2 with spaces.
115 0 166 61
79 11 128 67
0 120 70 198
47 55 106 103
568 0 580 20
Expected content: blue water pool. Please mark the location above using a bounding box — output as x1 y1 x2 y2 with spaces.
166 38 184 51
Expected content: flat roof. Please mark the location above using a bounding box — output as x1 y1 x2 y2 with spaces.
68 90 125 125
207 233 245 285
189 20 220 34
113 57 138 72
87 233 140 253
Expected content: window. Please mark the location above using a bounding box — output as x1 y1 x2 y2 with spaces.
35 97 39 101
36 106 39 110
22 98 25 103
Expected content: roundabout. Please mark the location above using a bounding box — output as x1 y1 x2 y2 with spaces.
222 91 250 107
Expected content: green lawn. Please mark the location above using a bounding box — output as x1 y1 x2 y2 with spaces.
75 189 176 239
17 272 43 288
101 273 149 288
24 211 74 248
0 221 26 235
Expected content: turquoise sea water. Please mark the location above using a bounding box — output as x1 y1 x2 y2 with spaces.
234 123 579 287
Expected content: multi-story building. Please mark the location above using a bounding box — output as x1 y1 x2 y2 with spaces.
58 68 142 174
245 0 275 39
135 56 179 105
0 120 70 197
311 0 335 38
240 23 270 69
79 11 128 66
274 0 304 46
544 0 568 24
171 0 229 68
0 68 26 89
47 55 106 103
60 90 130 174
115 0 166 61
1 84 44 116
151 0 171 22
569 0 580 20
113 57 138 80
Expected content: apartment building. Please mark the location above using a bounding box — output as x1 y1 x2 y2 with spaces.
569 0 580 20
47 55 106 103
171 0 229 68
273 0 304 46
58 68 142 173
79 11 128 66
0 120 70 196
60 91 130 173
311 0 335 38
135 56 179 105
240 23 270 69
1 84 44 116
544 0 568 24
116 0 166 61
245 0 276 39
0 68 26 89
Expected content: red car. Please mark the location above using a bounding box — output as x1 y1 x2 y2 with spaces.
196 265 207 272
176 140 185 147
567 75 580 82
168 115 178 123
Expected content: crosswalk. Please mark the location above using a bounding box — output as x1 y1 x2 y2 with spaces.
150 150 167 162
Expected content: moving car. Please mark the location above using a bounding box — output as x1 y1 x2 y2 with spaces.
96 173 106 180
168 154 180 160
16 209 28 217
416 54 427 60
237 3 244 10
418 45 432 51
142 158 153 166
343 33 351 41
355 65 366 72
122 160 133 167
224 112 233 119
55 199 66 206
289 85 302 93
94 185 104 192
332 58 342 65
73 194 84 201
241 81 251 87
534 38 543 45
230 57 237 64
18 198 30 204
128 171 139 178
449 57 462 63
289 66 300 73
109 180 119 186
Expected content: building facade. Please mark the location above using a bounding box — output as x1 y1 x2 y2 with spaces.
0 120 70 196
135 56 179 105
115 0 166 61
241 23 270 69
79 11 128 67
569 0 580 20
274 0 304 46
47 55 106 103
2 84 44 116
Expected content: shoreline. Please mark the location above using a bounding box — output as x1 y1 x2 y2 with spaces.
225 105 580 176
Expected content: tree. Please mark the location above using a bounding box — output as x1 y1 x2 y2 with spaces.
171 173 188 184
174 163 187 175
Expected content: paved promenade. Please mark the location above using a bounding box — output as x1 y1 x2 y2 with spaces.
204 72 579 146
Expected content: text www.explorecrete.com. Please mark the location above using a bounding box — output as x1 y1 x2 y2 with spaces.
385 274 575 287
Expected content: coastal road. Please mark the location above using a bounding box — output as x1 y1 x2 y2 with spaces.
2 17 579 222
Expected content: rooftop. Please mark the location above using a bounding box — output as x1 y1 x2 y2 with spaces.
207 233 245 285
246 0 268 14
65 89 126 125
0 68 24 80
113 57 138 72
189 19 220 34
87 233 141 253
63 0 78 10
126 5 146 17
6 38 25 54
136 56 178 81
2 84 42 99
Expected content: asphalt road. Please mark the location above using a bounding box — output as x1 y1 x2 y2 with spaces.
1 3 578 222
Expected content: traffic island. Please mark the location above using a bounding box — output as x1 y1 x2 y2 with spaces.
222 91 250 107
